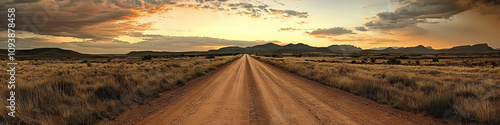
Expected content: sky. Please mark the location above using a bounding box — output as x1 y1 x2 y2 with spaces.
0 0 499 54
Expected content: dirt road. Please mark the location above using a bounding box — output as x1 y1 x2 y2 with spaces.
104 54 439 125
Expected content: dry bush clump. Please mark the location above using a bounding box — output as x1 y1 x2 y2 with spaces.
255 55 500 124
0 55 240 124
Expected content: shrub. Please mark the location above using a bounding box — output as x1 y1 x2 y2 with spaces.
491 62 497 67
176 80 185 87
195 71 206 77
387 58 401 64
50 79 76 96
357 82 383 100
432 58 440 62
142 55 154 60
455 98 500 123
419 84 437 94
386 74 417 87
206 55 215 59
455 91 477 99
94 84 123 100
337 65 355 75
423 92 454 117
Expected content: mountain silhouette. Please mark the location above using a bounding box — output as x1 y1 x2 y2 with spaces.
0 48 94 58
441 43 495 53
327 45 362 53
3 43 497 58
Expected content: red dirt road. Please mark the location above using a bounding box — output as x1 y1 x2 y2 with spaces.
103 54 440 125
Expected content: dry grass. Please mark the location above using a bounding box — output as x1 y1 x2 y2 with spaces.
0 55 241 124
254 55 500 124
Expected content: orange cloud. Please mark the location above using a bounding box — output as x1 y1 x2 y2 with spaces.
175 4 201 9
394 6 403 11
363 16 377 20
251 14 261 18
269 9 308 18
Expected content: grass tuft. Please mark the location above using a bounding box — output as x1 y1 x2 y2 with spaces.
423 92 454 117
95 84 122 100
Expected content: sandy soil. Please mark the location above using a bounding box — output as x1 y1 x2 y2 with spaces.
102 54 441 125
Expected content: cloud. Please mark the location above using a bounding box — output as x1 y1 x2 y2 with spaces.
307 27 355 36
355 26 368 31
278 28 302 31
226 3 308 18
364 0 500 29
223 2 308 19
363 16 377 20
365 19 424 29
269 9 308 18
297 21 307 25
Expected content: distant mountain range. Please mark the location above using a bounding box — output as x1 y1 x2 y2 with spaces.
208 43 497 54
209 43 331 53
0 43 498 58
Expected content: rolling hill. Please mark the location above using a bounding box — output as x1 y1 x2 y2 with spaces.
0 48 102 59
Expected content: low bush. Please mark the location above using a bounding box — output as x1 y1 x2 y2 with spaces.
423 92 454 117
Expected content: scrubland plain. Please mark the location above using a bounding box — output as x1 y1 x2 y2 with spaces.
254 55 500 124
0 55 240 124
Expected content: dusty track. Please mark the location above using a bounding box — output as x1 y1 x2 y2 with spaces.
103 54 440 125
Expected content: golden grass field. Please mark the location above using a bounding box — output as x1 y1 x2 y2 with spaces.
254 55 500 124
0 55 241 124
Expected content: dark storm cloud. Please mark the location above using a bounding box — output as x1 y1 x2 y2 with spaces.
365 0 500 29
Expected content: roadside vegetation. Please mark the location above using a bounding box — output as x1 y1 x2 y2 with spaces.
254 54 500 124
0 55 241 124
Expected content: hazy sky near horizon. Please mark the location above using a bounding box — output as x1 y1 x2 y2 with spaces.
1 0 499 54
